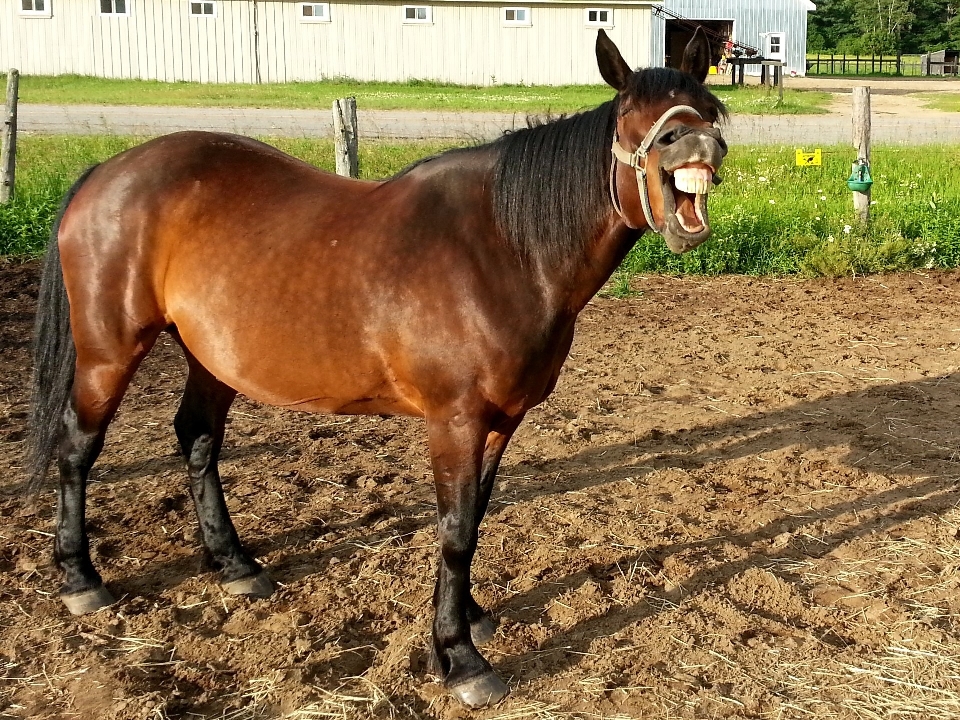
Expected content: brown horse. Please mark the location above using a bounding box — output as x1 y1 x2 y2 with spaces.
25 31 726 706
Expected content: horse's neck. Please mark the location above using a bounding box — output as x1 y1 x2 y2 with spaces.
537 218 640 314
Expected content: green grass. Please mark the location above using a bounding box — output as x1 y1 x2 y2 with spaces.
710 86 830 115
3 136 959 280
623 144 960 277
20 74 830 115
916 93 960 112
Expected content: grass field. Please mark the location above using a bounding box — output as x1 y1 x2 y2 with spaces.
20 75 830 115
619 143 960 282
917 93 960 112
2 136 958 281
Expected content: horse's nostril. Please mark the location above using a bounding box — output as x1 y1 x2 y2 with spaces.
657 127 687 147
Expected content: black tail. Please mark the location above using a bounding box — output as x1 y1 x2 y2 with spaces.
24 165 100 497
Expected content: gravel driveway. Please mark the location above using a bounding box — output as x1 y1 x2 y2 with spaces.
15 76 960 144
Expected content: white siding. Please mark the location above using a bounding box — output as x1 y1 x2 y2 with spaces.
266 1 652 84
0 0 654 84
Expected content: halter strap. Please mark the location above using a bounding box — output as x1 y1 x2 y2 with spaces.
609 104 704 233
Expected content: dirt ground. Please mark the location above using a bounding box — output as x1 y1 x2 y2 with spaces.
823 91 960 118
3 259 960 720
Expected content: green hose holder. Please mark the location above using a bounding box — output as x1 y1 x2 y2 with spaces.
847 159 873 193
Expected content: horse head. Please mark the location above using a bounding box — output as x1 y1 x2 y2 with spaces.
598 28 728 253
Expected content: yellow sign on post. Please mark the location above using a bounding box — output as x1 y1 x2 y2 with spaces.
795 149 822 167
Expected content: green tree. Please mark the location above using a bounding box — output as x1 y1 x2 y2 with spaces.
944 2 960 47
807 0 959 55
850 0 915 53
808 0 858 51
902 0 957 52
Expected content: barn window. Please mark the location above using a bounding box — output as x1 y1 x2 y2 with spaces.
100 0 129 15
189 1 216 17
585 8 613 28
299 2 330 22
20 0 52 17
402 5 431 23
502 7 530 26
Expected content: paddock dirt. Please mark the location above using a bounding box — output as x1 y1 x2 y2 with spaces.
3 259 960 720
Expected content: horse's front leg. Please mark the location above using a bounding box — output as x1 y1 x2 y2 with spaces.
426 410 510 707
463 416 524 645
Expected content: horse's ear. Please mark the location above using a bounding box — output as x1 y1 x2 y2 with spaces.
680 27 712 83
596 29 632 91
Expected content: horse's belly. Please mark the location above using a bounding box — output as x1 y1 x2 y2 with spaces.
280 393 423 416
172 313 424 417
205 346 423 417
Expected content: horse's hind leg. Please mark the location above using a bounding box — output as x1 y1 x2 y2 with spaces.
58 344 161 614
174 354 272 597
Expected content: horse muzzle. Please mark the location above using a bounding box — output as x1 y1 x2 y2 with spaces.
655 127 727 254
610 106 727 254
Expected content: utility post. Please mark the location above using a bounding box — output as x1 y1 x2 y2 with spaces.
852 86 871 224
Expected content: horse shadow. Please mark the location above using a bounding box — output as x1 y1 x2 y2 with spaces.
113 371 960 589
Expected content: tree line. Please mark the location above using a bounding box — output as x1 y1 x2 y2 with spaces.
808 0 960 54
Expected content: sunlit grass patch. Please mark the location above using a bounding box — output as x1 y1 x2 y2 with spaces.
623 144 960 278
711 87 831 116
915 93 960 113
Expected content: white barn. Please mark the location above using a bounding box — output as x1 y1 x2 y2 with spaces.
0 0 660 85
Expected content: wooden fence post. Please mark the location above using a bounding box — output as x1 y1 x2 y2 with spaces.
332 97 359 179
852 86 871 224
1 69 18 204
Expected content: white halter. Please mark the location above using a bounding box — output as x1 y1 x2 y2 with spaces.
609 105 704 233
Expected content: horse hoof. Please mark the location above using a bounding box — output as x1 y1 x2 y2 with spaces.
222 572 274 598
470 615 497 646
448 672 509 708
61 585 114 615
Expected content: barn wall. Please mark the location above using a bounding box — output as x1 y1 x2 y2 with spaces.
0 0 654 85
262 1 653 85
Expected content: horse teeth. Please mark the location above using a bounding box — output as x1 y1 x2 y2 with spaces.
673 167 713 195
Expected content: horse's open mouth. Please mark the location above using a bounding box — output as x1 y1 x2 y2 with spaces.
660 162 716 252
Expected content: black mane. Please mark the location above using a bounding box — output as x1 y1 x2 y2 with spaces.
490 100 616 265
